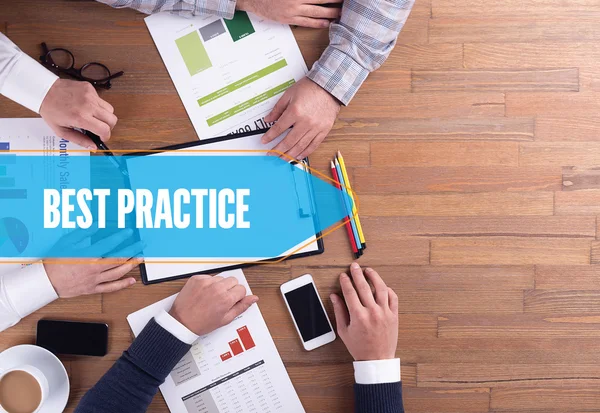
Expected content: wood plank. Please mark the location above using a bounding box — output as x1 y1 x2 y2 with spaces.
329 117 534 142
418 363 600 388
371 142 519 167
562 167 600 191
507 92 600 117
431 237 591 265
308 140 370 171
525 290 600 313
359 193 555 217
400 290 524 313
536 117 600 142
361 216 596 238
287 364 355 413
412 69 579 92
297 265 522 313
36 295 102 315
8 20 151 47
354 166 562 193
404 388 490 413
520 143 600 167
438 314 600 338
491 387 600 412
536 266 600 290
433 0 600 18
294 264 534 291
430 17 600 43
382 44 464 70
465 42 600 69
591 241 600 264
555 190 600 215
341 92 505 118
290 221 431 266
403 364 418 388
363 70 411 92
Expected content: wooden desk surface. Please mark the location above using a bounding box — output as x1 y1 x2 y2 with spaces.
2 0 600 411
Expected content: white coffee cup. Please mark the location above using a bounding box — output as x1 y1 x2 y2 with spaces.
0 365 49 413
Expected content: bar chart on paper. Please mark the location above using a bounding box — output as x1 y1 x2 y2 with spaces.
127 270 306 413
0 142 26 200
0 141 29 257
145 12 308 138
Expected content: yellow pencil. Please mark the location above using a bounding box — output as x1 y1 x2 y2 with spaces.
337 151 366 248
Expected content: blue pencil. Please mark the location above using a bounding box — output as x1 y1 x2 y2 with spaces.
335 158 363 256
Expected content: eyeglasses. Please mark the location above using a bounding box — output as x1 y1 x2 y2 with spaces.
39 42 124 90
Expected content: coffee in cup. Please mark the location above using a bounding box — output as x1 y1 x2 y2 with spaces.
0 365 48 413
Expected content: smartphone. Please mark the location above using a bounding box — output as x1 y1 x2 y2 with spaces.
36 319 109 357
280 274 336 351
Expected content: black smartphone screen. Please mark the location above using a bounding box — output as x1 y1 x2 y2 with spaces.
36 320 109 356
284 283 332 342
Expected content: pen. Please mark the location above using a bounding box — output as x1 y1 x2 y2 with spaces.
334 158 363 258
337 151 366 249
331 161 360 259
84 130 129 177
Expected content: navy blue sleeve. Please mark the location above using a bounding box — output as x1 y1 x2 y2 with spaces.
75 318 191 413
354 382 404 413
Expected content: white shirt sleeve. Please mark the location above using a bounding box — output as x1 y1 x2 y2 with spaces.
0 33 58 113
0 263 59 332
353 359 401 385
154 309 199 345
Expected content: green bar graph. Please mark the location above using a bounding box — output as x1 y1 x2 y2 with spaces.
224 11 255 42
198 60 288 107
207 79 295 126
175 31 212 76
0 177 15 188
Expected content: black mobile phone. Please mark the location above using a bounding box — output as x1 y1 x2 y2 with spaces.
36 319 109 357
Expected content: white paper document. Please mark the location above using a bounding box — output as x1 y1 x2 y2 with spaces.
0 118 88 270
127 269 305 413
145 12 308 139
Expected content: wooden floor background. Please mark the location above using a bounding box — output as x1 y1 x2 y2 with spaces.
3 0 600 411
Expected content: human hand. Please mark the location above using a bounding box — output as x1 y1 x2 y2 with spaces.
39 79 118 149
169 275 259 336
261 78 340 160
237 0 341 28
330 263 399 361
44 229 144 298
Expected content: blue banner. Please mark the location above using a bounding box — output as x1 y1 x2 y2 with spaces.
0 153 353 260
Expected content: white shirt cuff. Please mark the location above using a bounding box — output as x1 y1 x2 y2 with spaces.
3 263 58 319
353 359 401 385
154 309 199 345
0 51 58 114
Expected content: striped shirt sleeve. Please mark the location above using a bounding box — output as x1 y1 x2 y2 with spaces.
97 0 237 19
307 0 415 105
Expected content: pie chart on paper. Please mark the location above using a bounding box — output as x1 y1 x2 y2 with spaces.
0 217 29 257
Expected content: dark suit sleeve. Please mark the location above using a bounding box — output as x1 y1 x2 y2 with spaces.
354 382 404 413
75 318 191 413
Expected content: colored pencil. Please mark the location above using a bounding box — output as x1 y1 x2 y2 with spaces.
335 158 363 257
337 151 366 249
331 161 360 258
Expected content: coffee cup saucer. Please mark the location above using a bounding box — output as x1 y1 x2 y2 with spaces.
0 344 69 413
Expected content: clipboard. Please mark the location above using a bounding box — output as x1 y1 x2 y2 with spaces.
124 129 324 285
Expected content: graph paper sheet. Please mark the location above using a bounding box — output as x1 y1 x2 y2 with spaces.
127 269 305 413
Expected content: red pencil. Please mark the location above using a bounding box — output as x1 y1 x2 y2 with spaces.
331 161 360 258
